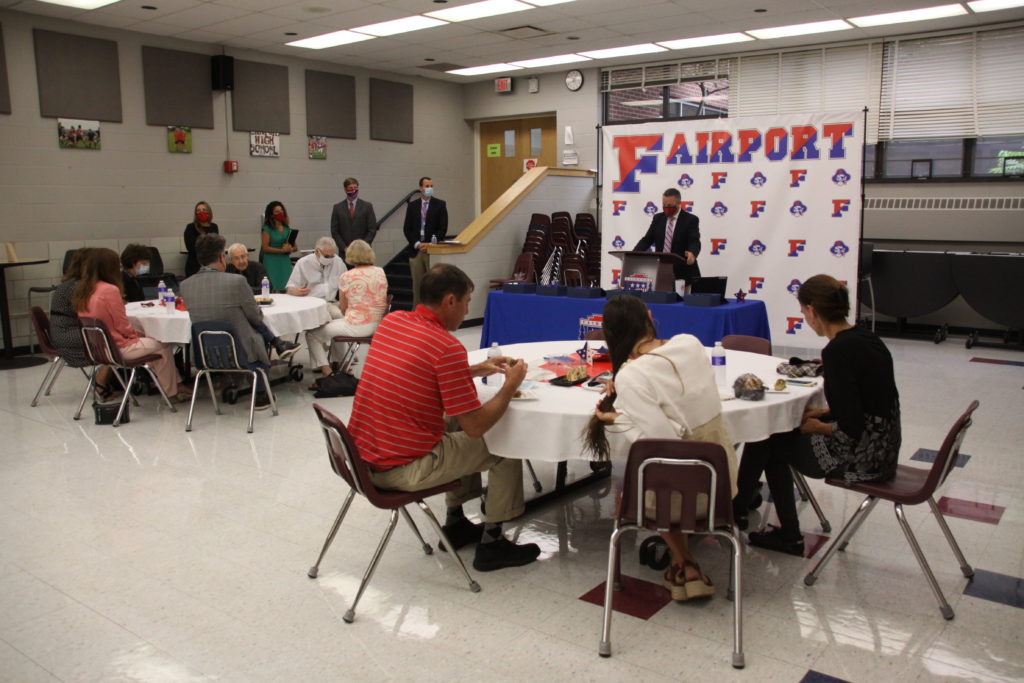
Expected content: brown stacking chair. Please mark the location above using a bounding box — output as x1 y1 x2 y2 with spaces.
307 404 480 622
29 307 72 407
489 252 537 289
804 401 979 620
600 439 744 668
721 334 831 532
329 294 392 374
75 317 176 426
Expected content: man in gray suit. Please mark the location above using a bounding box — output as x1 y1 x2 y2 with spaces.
330 177 378 256
181 234 298 410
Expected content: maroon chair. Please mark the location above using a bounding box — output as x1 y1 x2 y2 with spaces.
805 401 979 620
329 294 392 374
307 404 480 622
30 307 70 407
74 317 176 426
721 333 831 532
489 252 537 289
600 439 744 668
551 211 573 230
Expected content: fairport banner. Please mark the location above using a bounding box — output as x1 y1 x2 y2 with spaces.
601 112 863 349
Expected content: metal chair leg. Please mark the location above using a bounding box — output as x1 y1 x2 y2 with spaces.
44 357 66 396
143 365 177 413
718 528 745 668
416 500 481 593
308 489 356 579
111 369 141 407
74 367 98 420
258 369 278 416
791 467 831 533
205 371 220 414
599 524 627 657
400 507 433 555
895 503 954 620
805 495 877 586
927 497 974 578
246 370 258 434
112 368 137 427
838 497 879 552
344 509 400 623
31 357 62 407
185 369 205 432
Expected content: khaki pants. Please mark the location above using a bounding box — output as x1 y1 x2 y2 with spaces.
369 419 525 523
409 251 430 308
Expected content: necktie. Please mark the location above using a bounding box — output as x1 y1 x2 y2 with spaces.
420 201 429 241
348 201 355 218
663 216 675 253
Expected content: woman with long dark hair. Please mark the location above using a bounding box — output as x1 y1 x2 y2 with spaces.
736 274 901 555
260 201 296 291
584 296 737 601
74 249 189 400
184 201 218 278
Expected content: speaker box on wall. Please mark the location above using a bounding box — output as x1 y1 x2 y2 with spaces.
211 55 234 90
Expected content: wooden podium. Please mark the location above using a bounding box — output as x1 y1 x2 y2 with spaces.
608 251 686 292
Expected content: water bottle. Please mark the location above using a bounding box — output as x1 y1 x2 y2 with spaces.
485 341 503 387
430 235 438 245
157 279 167 305
712 341 726 386
261 276 270 298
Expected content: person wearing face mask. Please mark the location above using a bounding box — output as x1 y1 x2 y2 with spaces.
260 200 297 291
225 242 269 294
285 236 347 318
632 187 701 296
329 177 378 256
184 201 219 278
120 243 153 303
402 176 448 307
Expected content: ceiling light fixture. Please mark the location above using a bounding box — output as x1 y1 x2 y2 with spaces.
286 30 375 49
447 63 524 75
657 32 754 50
849 4 967 27
427 0 532 22
746 19 852 39
967 0 1024 10
35 0 120 8
351 15 448 37
509 53 592 68
578 43 667 59
521 0 577 5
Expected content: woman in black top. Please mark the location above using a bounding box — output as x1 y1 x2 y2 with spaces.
735 274 901 555
49 248 95 369
184 201 218 277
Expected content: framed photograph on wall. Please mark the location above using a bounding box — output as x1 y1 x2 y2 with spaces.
57 118 101 150
308 135 326 160
167 126 192 153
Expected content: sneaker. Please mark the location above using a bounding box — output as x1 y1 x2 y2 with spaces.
747 528 805 556
472 536 541 572
274 340 302 360
437 517 484 553
254 392 272 411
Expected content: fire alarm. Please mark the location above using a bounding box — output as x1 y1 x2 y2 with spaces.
223 160 239 173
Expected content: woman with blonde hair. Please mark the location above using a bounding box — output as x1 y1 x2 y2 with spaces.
74 249 189 400
305 239 388 379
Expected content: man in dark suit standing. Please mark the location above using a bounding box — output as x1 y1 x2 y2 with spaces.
633 187 701 295
330 177 378 255
402 176 448 307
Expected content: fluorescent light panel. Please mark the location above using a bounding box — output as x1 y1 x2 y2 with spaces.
746 19 852 39
287 30 374 49
36 0 119 8
657 32 753 50
351 15 447 37
578 43 667 59
427 0 532 22
849 3 967 27
447 63 524 76
509 53 592 68
967 0 1024 10
521 0 577 5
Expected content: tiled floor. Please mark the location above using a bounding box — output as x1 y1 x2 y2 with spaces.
1 328 1023 682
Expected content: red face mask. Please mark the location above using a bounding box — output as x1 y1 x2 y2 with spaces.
196 211 211 223
274 213 287 224
663 205 679 217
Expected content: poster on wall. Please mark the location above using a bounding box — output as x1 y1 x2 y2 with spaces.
601 112 863 349
250 131 280 157
58 118 101 150
308 135 327 160
167 126 192 153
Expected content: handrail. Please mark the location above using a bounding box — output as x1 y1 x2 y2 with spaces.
375 189 420 231
425 167 596 255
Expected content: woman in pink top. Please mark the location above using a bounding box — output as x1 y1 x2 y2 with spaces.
74 249 188 400
305 240 389 378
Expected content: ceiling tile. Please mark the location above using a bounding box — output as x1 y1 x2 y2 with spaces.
85 0 203 21
10 1 86 20
222 36 269 49
212 0 295 10
173 28 236 43
262 0 368 22
245 20 337 42
204 12 291 36
313 4 417 28
125 21 188 36
72 13 140 29
417 31 515 49
153 4 251 30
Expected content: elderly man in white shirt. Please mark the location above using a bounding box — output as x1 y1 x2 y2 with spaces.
286 236 347 318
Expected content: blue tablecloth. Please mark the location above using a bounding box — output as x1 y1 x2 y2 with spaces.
480 291 771 348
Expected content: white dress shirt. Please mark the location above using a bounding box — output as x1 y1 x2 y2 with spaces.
286 253 347 301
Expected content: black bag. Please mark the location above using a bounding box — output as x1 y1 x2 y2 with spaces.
93 400 129 425
313 372 359 398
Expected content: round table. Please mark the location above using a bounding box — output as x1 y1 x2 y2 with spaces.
467 340 825 462
126 293 332 344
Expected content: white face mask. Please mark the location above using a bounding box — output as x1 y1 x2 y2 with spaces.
318 254 334 267
136 263 150 275
423 187 434 198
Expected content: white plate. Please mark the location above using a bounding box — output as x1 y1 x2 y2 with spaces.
525 368 556 381
511 389 538 401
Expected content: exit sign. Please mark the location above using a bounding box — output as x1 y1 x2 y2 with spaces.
494 77 513 93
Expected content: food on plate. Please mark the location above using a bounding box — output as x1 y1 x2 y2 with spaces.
566 365 589 382
774 378 787 392
513 389 523 398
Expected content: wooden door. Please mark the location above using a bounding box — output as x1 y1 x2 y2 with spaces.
479 116 557 212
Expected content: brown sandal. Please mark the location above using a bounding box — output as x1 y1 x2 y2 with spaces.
681 561 715 599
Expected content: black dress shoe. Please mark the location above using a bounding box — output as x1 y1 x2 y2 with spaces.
253 392 272 411
472 537 541 571
748 529 805 556
274 340 302 360
437 517 483 552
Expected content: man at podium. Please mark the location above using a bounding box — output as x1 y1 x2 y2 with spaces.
633 188 701 295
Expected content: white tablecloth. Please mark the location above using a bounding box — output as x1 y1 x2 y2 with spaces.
467 340 825 462
125 294 331 345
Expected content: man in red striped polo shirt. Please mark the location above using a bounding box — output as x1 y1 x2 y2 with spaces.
349 264 540 571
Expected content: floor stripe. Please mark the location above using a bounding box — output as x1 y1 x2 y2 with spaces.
579 575 673 620
936 496 1005 525
970 357 1024 367
911 447 970 468
963 569 1024 609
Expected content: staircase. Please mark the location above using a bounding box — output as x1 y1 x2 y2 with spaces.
383 253 414 311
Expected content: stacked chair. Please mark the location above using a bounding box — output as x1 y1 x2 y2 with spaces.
494 212 602 288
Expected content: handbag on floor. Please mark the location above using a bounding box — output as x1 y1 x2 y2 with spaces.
312 371 359 398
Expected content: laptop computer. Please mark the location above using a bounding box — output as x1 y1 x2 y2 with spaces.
686 276 727 306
